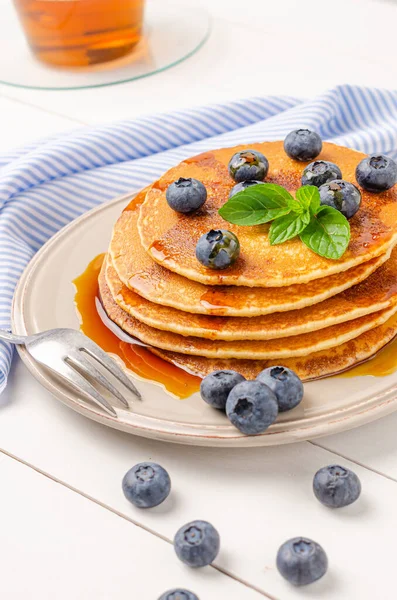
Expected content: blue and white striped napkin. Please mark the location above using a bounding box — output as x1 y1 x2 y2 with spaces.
1 84 397 394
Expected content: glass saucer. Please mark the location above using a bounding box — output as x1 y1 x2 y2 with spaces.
0 0 210 90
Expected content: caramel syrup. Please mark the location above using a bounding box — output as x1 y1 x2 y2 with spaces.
340 321 397 378
73 254 201 399
149 240 170 263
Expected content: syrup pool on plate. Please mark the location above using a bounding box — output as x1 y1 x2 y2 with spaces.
73 254 201 399
339 314 397 378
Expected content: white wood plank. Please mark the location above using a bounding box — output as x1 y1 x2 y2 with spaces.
315 410 397 481
0 95 85 154
0 454 263 600
2 359 397 599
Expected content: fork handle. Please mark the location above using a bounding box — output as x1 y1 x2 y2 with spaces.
0 329 26 345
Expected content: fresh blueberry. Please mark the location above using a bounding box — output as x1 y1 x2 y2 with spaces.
200 370 246 410
196 229 240 270
226 380 278 435
228 150 269 183
158 590 199 600
166 178 207 213
229 180 265 198
256 366 304 412
319 179 361 219
301 160 342 187
356 154 397 192
284 129 322 162
122 462 171 508
313 465 361 508
277 537 328 586
174 520 220 568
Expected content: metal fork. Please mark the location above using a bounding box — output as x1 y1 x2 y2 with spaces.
0 328 141 417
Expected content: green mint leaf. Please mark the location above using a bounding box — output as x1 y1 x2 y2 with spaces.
218 183 293 226
269 210 311 245
296 185 321 214
287 197 304 214
299 206 350 260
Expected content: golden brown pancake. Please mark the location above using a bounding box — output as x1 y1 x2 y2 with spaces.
99 261 397 359
137 142 397 286
110 195 389 317
106 247 397 341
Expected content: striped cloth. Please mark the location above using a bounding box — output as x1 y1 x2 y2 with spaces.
1 84 397 394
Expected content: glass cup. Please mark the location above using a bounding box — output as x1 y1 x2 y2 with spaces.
13 0 145 68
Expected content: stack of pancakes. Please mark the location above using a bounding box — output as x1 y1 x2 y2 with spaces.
99 141 397 381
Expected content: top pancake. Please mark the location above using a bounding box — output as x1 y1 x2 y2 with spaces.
110 195 388 317
138 141 397 287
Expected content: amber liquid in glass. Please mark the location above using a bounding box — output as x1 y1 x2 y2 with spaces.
13 0 145 67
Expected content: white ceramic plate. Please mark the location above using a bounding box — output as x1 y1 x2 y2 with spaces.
12 192 397 447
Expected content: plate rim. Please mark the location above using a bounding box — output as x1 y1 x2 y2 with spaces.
11 192 397 447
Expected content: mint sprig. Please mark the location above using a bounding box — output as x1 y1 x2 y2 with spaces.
218 184 350 260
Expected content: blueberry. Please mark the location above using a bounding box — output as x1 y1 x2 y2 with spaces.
122 462 171 508
301 160 342 187
228 150 269 183
277 537 328 586
229 180 265 198
158 590 199 600
313 465 361 508
226 380 278 435
200 370 246 410
284 129 322 162
256 366 304 412
319 180 361 219
356 154 397 192
166 178 207 213
174 520 220 568
196 229 240 270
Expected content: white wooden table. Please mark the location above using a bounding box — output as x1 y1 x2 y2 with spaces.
2 0 397 598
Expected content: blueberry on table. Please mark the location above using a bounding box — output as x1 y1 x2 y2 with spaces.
284 129 322 162
196 229 240 270
319 179 361 219
301 160 342 187
256 366 303 412
229 180 265 198
356 154 397 192
174 520 220 568
158 590 199 600
226 380 278 435
200 370 246 410
166 177 207 213
313 464 361 508
277 537 328 586
228 149 269 182
122 462 171 508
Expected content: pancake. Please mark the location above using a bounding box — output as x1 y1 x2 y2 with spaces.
99 261 397 359
151 309 397 381
137 142 397 287
110 195 389 317
106 246 397 340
